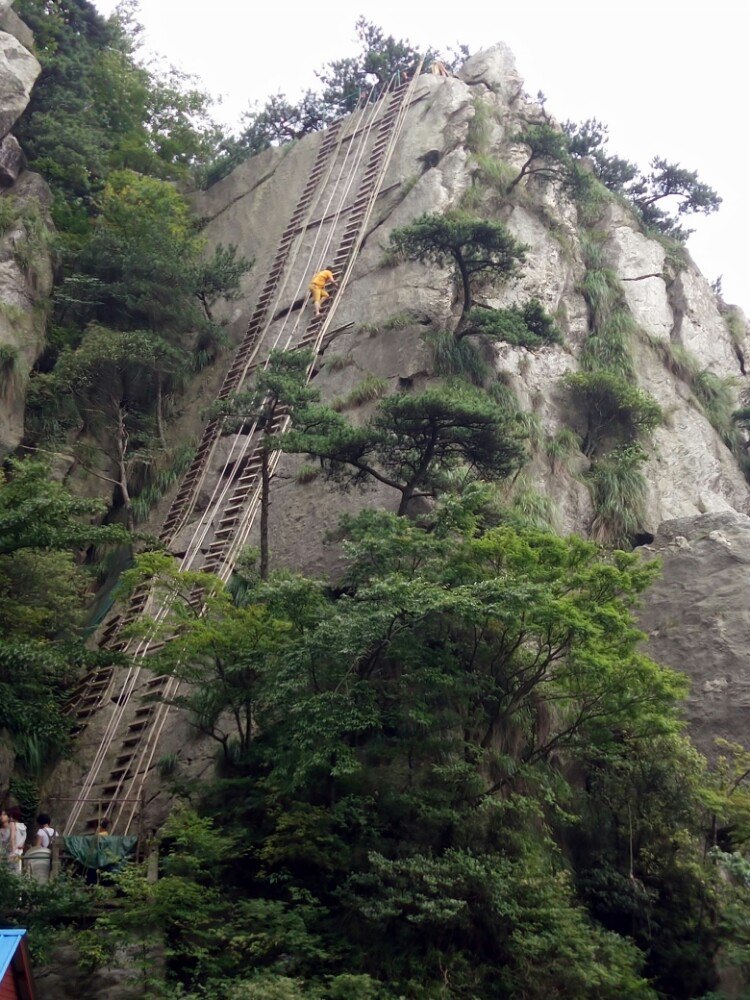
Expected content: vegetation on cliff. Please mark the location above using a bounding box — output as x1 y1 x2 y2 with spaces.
1 5 747 999
14 0 250 527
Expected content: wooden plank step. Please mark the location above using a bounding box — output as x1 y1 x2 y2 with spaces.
74 706 100 721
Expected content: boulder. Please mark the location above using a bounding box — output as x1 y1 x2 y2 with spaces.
640 512 750 755
0 132 25 185
0 6 34 50
458 43 524 103
0 29 40 139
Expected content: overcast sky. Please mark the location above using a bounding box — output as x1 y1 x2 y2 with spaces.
93 0 749 313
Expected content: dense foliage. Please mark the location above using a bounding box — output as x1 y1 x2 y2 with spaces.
3 7 746 999
559 117 722 241
0 461 126 782
52 494 748 998
14 0 221 217
14 0 251 525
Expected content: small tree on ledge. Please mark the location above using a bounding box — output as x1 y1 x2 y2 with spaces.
282 382 527 516
388 211 527 329
460 300 563 348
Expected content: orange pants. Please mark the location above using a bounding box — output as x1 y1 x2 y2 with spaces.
309 283 330 311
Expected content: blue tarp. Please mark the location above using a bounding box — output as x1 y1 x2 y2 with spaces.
0 928 26 980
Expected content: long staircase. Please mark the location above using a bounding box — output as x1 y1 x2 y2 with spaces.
62 66 423 837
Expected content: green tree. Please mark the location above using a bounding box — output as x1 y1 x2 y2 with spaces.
216 349 318 579
105 496 690 996
508 122 572 190
562 118 722 242
571 734 724 997
563 118 639 192
388 212 527 326
204 19 467 185
14 0 221 213
282 382 526 515
51 326 178 529
563 370 662 457
119 553 300 760
0 460 126 778
317 17 430 112
193 243 253 325
461 299 562 347
56 170 202 336
631 157 722 241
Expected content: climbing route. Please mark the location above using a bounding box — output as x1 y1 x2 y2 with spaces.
63 64 424 836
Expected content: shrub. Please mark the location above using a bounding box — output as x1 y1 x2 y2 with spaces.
474 154 516 194
0 343 18 377
338 374 389 409
429 330 490 385
564 370 662 456
692 369 739 448
0 196 19 235
130 441 197 524
546 427 582 470
325 354 354 373
587 445 649 547
722 307 746 350
466 95 492 154
647 337 699 384
295 464 320 484
463 301 562 349
581 267 621 329
506 481 558 530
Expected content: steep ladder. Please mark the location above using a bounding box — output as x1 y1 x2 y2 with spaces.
64 68 422 835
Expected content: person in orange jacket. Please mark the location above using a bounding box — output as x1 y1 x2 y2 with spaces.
308 268 337 316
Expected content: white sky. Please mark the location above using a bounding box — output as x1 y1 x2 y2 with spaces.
93 0 749 314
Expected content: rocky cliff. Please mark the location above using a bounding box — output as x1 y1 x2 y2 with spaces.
187 46 750 760
3 36 744 782
0 1 53 456
190 45 749 582
639 511 750 756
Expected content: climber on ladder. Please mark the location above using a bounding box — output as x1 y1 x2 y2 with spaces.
308 268 337 316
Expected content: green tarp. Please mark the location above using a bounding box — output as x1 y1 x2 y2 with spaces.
63 834 138 871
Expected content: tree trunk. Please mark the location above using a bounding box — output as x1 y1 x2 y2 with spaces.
199 291 213 324
260 443 270 581
455 252 473 329
155 377 166 448
116 406 134 532
397 426 438 516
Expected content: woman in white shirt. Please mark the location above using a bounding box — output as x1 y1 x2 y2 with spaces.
3 806 26 872
34 812 56 848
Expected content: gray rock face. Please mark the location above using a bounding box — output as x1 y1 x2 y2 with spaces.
639 512 750 755
0 131 25 185
191 44 749 571
0 7 53 455
457 43 524 103
0 5 34 50
0 173 54 455
0 29 39 138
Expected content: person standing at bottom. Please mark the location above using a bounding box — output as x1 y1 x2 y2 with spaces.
3 806 26 873
34 813 56 848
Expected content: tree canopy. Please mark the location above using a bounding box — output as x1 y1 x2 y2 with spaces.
389 212 527 325
282 381 527 515
82 492 744 998
0 460 127 780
